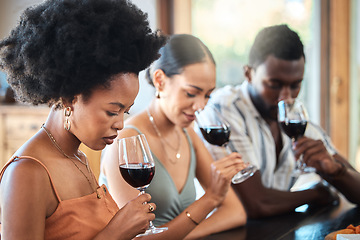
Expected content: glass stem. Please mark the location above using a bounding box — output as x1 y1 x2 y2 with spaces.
224 143 233 154
292 138 305 174
138 188 157 230
138 188 146 196
148 220 156 230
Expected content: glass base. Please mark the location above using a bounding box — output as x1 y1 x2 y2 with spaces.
232 165 257 184
292 166 316 177
136 226 168 237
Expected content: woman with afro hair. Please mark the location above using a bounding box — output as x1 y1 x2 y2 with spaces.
0 0 166 239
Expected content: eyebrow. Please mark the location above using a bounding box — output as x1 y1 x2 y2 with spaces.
109 102 134 110
269 78 303 83
186 84 216 92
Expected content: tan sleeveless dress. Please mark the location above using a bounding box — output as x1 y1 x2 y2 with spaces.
0 156 119 240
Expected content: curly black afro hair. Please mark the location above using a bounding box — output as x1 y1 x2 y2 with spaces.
0 0 166 106
249 24 305 69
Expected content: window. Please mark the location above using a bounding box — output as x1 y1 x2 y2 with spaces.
191 0 321 124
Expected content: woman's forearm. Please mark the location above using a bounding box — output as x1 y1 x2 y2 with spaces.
184 190 246 239
137 192 221 240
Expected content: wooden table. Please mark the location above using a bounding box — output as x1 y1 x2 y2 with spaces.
204 195 360 240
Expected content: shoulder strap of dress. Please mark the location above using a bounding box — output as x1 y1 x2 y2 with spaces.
124 125 143 135
182 129 196 166
0 156 62 202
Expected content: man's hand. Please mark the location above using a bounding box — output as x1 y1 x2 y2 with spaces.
293 137 342 175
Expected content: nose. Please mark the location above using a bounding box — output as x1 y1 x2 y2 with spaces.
193 97 208 112
279 85 292 101
112 115 124 131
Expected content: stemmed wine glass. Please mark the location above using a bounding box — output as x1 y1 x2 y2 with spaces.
195 104 257 184
278 98 316 176
118 134 168 237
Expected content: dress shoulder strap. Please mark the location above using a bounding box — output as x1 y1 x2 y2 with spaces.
0 156 62 202
124 125 143 135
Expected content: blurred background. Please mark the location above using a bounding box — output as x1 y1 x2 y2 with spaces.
0 0 359 177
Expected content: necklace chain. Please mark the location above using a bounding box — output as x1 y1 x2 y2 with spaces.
41 125 101 199
41 124 90 172
69 156 101 199
146 108 181 164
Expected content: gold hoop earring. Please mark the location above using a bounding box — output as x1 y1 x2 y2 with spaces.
64 107 72 131
155 90 160 99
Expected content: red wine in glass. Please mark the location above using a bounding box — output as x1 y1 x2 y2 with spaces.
279 120 308 141
200 126 230 147
119 163 155 189
196 104 257 184
118 134 167 237
278 99 315 175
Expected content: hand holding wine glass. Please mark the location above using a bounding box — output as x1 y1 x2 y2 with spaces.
195 104 257 184
278 98 316 176
118 134 167 237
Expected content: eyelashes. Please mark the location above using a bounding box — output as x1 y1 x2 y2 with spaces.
106 110 130 117
186 92 212 99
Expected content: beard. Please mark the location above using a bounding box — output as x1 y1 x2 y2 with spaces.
267 105 279 121
248 83 278 121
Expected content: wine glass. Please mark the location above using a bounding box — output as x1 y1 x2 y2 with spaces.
278 98 316 176
118 134 167 237
195 104 257 184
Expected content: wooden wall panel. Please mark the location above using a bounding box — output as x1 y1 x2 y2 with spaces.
157 0 172 35
320 0 330 132
329 0 350 158
157 0 191 35
172 0 192 34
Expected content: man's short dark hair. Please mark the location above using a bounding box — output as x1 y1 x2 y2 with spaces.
249 24 305 69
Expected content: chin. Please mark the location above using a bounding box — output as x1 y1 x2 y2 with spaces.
269 115 278 121
269 107 278 121
177 119 191 129
84 142 106 152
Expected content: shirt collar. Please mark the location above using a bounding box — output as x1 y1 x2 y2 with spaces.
239 81 262 119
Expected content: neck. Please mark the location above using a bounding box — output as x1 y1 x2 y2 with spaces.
44 107 81 156
147 101 177 135
147 101 182 163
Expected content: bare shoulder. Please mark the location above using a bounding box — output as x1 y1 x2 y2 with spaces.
1 131 58 201
120 111 151 138
185 126 215 168
0 157 55 236
107 113 148 162
185 126 201 142
0 157 53 214
1 157 51 195
185 126 206 151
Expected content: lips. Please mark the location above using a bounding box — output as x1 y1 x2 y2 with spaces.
103 135 117 145
184 112 196 122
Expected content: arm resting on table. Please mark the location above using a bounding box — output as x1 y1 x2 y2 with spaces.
232 171 337 219
320 154 360 205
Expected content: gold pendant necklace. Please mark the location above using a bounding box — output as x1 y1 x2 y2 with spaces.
41 124 101 199
147 108 181 164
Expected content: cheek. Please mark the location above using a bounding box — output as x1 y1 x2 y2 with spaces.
74 110 108 135
291 89 301 98
161 95 184 121
166 90 183 106
259 86 277 102
255 81 270 99
78 115 112 147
